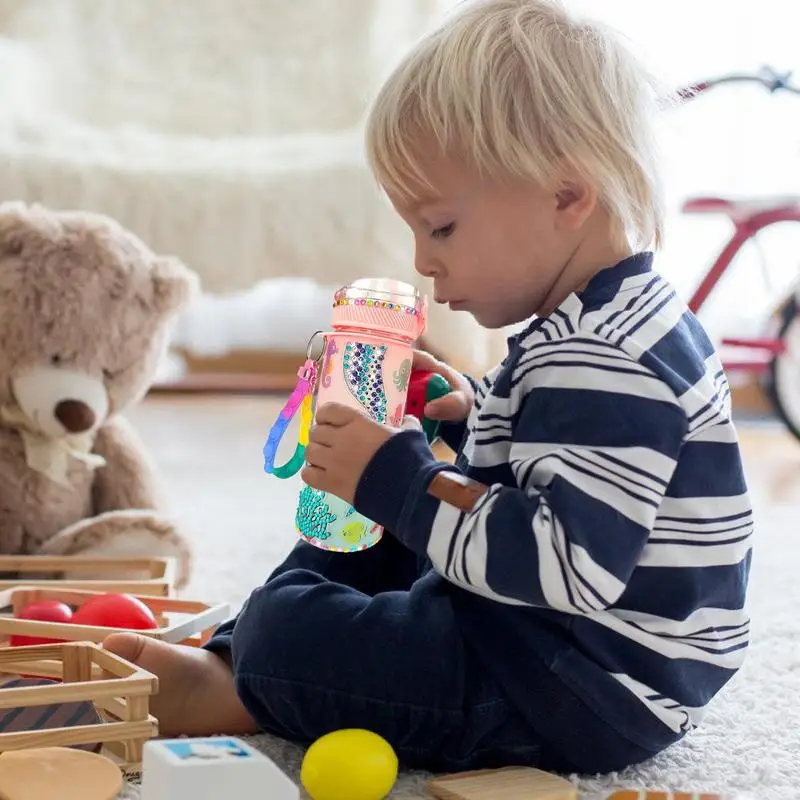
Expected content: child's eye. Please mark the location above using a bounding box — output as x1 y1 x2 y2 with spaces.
431 222 456 239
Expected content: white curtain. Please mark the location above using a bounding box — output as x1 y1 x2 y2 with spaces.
3 0 798 366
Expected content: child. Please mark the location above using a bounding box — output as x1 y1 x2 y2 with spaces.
104 0 753 777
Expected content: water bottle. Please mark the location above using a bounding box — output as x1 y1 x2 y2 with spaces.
263 278 432 553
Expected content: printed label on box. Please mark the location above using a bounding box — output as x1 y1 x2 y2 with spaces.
162 738 252 761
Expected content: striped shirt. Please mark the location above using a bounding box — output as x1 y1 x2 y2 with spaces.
356 252 753 757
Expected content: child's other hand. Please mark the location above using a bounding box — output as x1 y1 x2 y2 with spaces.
302 403 419 504
413 350 475 423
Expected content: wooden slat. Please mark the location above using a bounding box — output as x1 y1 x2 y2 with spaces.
0 556 174 596
0 719 154 751
0 556 165 574
0 579 170 595
0 678 153 709
94 695 128 721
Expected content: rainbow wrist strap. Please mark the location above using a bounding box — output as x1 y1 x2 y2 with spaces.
262 359 317 479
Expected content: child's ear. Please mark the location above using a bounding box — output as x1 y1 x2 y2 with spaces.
554 174 598 231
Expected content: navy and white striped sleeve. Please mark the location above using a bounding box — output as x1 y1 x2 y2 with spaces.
355 338 688 614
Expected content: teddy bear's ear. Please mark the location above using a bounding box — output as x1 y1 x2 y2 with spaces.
151 255 200 314
0 200 32 256
0 201 62 257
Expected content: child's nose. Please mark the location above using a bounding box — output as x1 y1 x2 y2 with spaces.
414 247 443 278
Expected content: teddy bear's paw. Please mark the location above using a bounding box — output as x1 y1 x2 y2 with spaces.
35 510 194 591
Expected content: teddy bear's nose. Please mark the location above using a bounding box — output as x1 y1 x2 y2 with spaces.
54 400 96 433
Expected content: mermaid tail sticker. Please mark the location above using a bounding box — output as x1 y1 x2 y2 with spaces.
343 341 388 422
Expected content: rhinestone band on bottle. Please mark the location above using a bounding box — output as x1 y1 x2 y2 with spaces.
333 297 419 315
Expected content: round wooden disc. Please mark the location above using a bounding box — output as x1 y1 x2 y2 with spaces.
0 747 122 800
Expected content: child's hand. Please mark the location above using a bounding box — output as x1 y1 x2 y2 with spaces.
413 350 475 424
302 403 420 504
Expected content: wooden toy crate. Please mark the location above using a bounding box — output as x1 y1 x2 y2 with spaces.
0 555 176 596
0 640 157 769
0 587 229 648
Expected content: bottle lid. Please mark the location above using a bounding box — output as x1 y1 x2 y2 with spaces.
332 278 428 341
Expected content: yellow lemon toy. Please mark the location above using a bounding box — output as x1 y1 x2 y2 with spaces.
300 728 398 800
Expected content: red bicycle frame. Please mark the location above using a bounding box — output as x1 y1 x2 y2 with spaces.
672 67 800 373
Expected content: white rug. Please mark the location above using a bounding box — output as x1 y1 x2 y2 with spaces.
119 400 797 799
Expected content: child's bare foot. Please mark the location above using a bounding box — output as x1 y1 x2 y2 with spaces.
103 633 258 738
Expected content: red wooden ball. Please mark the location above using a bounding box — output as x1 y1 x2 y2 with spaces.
71 593 158 630
10 600 73 647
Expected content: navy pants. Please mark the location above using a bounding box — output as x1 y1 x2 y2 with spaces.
203 534 574 773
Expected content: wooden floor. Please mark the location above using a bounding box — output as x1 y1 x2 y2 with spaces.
738 421 800 507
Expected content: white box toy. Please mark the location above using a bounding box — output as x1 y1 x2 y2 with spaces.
140 737 299 800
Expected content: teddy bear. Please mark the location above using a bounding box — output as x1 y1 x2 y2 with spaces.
0 200 198 589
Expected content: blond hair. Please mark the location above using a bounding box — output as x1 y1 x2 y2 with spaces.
364 0 665 250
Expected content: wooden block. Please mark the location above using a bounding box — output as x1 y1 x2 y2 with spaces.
427 767 577 800
608 792 725 799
